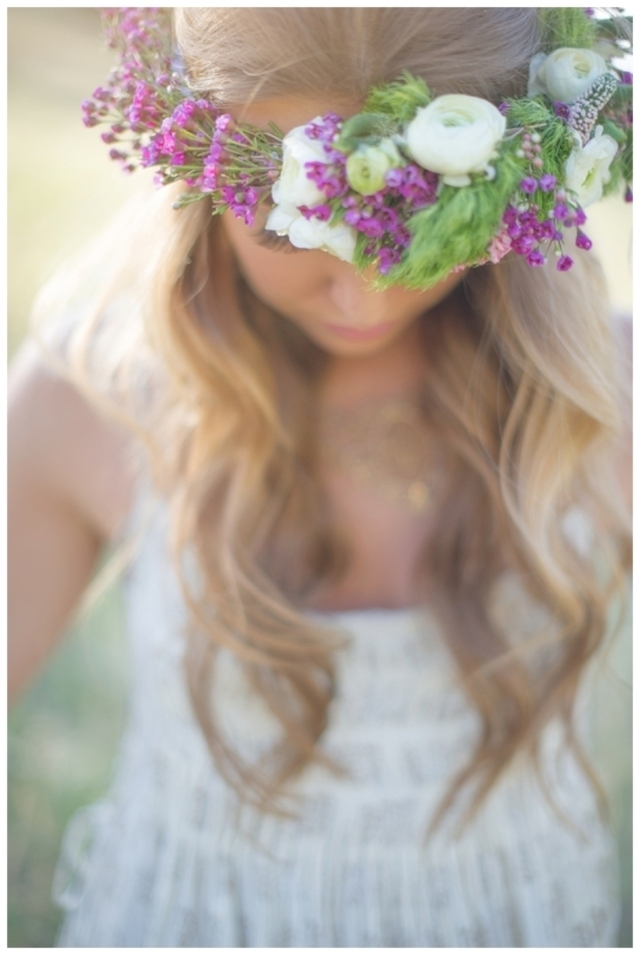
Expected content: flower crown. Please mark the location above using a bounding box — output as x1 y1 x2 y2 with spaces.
84 8 633 290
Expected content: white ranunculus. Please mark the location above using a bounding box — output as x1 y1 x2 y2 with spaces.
264 203 298 234
271 121 328 208
405 94 506 184
564 126 618 207
527 47 609 104
289 216 357 261
265 205 357 262
346 139 402 195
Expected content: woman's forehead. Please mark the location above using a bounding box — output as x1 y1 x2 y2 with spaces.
235 94 361 133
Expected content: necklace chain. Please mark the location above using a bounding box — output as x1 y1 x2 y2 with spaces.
318 391 438 513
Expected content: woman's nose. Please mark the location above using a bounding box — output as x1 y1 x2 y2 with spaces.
327 267 392 326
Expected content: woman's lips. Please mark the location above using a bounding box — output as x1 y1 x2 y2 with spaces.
323 321 396 342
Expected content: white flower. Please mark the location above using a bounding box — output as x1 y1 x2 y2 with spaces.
271 121 327 208
346 139 402 195
267 119 357 262
564 126 618 206
405 94 506 186
266 205 357 262
527 47 609 104
565 126 618 207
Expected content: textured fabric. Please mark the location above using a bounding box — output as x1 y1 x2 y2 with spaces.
54 497 620 947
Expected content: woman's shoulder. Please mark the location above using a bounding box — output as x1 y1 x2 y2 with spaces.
8 339 136 542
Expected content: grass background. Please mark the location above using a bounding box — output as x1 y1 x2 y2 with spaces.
7 8 633 947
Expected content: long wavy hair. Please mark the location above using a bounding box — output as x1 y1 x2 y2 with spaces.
40 7 631 831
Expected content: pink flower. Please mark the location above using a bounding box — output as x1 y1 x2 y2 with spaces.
575 230 592 250
556 254 574 271
487 227 512 264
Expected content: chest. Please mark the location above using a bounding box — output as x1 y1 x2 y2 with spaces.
309 460 437 612
308 391 441 611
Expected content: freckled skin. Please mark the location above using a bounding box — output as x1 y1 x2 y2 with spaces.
222 95 467 359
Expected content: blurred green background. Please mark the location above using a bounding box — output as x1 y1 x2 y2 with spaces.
7 8 632 948
8 9 139 947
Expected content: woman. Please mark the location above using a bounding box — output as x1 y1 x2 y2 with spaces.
8 7 632 946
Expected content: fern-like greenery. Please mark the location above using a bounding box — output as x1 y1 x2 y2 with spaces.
371 147 527 291
363 71 431 124
538 8 597 52
603 125 633 197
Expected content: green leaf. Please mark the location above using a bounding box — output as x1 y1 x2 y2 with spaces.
619 127 633 185
594 16 633 45
607 84 632 111
601 120 627 145
334 113 398 153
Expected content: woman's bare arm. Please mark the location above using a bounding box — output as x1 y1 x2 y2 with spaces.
8 342 134 701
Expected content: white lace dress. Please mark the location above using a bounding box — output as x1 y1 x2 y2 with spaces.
53 497 620 947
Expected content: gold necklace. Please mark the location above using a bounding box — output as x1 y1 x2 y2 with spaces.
318 390 438 513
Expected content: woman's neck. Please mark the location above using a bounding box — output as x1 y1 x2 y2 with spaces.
318 317 429 412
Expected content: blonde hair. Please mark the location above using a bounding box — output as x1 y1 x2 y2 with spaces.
42 7 630 830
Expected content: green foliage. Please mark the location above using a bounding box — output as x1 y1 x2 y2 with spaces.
620 126 633 184
539 118 575 179
538 8 597 52
505 99 575 219
334 113 399 154
601 119 627 146
604 125 633 197
352 231 374 271
607 83 632 112
593 14 633 45
9 584 128 947
372 148 526 291
363 71 431 124
506 97 554 129
267 121 285 140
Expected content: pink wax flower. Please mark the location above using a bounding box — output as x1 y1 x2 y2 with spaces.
487 227 512 264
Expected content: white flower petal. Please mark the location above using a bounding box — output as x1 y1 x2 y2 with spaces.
442 174 472 188
288 216 357 262
528 47 609 104
564 130 618 206
265 205 357 263
405 94 506 179
265 204 297 234
527 52 548 97
271 121 327 209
